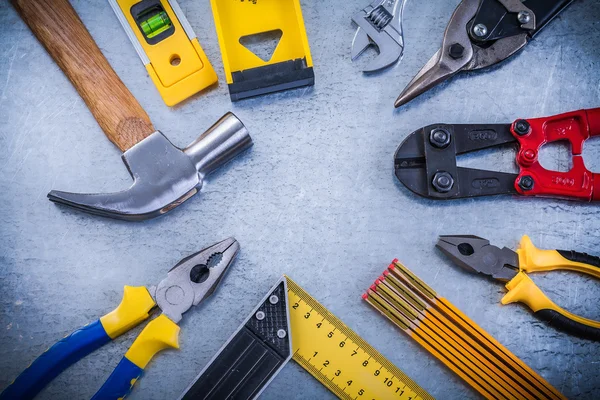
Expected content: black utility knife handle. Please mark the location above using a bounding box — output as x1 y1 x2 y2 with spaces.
471 0 574 42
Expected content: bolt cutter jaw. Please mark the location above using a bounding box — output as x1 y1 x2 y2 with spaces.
437 235 519 282
154 238 240 323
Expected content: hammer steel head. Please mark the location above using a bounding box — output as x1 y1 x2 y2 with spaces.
48 113 253 221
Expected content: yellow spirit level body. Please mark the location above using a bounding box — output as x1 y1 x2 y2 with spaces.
109 0 217 106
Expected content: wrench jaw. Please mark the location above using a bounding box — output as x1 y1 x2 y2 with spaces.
351 0 405 73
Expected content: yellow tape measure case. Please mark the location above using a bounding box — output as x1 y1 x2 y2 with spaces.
210 0 315 101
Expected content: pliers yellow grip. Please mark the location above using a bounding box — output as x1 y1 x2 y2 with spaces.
0 238 239 400
502 236 600 338
437 235 600 340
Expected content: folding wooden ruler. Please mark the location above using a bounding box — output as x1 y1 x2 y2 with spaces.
179 276 433 400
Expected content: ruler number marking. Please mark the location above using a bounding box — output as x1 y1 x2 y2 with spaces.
289 282 426 400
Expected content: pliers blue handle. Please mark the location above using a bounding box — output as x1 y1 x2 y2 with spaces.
0 286 178 400
1 237 239 400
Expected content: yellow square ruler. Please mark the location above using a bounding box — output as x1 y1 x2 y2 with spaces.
179 276 433 400
108 0 217 106
210 0 315 101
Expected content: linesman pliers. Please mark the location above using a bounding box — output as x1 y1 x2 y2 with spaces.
0 238 239 400
394 107 600 202
437 235 600 341
395 0 574 107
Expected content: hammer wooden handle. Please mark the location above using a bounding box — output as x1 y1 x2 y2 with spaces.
11 0 155 152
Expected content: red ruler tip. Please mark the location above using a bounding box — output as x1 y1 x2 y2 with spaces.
379 275 386 282
362 292 368 300
383 269 390 276
370 284 378 291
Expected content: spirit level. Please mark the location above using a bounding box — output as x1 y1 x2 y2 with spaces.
210 0 315 101
179 276 432 400
109 0 217 106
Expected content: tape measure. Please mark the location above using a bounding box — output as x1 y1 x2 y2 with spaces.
179 276 432 400
286 277 433 400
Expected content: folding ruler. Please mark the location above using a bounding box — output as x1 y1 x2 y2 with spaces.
108 0 217 106
179 276 433 400
210 0 315 101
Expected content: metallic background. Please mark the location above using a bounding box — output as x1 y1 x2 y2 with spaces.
0 0 598 398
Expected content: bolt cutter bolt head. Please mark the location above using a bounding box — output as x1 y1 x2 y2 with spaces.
154 238 240 323
430 128 451 148
519 176 535 191
514 119 531 136
432 172 455 193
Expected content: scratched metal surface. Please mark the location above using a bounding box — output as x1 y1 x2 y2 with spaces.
0 0 599 399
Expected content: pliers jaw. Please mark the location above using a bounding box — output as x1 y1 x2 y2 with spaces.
154 238 240 323
436 235 519 282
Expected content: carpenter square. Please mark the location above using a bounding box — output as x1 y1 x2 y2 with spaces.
12 0 253 221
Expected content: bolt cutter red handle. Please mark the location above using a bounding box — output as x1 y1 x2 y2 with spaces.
512 108 600 201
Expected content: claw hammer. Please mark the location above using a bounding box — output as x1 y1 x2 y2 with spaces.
11 0 253 221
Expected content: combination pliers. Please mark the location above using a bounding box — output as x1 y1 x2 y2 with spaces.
437 235 600 341
395 0 575 107
0 238 239 400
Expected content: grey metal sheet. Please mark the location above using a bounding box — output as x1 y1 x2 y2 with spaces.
0 0 598 399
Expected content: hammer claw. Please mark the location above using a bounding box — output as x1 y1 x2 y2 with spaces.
48 113 252 221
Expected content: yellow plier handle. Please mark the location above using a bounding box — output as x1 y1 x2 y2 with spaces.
518 235 600 279
501 236 600 341
502 273 600 341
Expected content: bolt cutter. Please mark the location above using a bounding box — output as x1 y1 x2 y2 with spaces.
437 235 600 341
394 107 600 202
395 0 574 107
0 238 239 400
